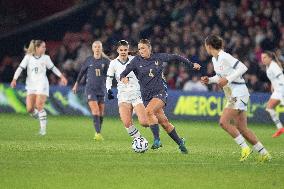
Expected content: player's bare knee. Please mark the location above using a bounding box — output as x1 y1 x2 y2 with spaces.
145 108 155 117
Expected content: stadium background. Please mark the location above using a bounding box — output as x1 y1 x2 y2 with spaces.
0 0 284 189
1 0 284 121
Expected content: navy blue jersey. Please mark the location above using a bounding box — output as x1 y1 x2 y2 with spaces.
120 53 193 101
76 56 110 96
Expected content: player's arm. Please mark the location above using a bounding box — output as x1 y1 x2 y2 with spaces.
219 56 247 87
159 53 201 70
46 56 67 86
10 55 29 88
225 60 248 83
201 75 220 85
120 58 136 84
106 61 115 99
72 59 89 94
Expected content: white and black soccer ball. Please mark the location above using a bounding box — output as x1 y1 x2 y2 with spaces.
132 137 149 153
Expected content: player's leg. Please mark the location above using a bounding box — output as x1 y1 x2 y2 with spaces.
88 100 103 140
155 107 188 154
145 98 163 149
266 98 284 137
119 102 141 138
26 94 37 118
35 95 47 135
235 112 271 162
98 100 105 130
219 108 251 161
133 103 148 128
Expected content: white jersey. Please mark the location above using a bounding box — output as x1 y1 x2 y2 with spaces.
106 55 140 94
211 50 249 97
19 54 55 92
266 61 284 92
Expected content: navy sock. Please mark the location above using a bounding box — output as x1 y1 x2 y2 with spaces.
100 116 104 126
168 128 182 145
93 115 101 133
150 124 160 140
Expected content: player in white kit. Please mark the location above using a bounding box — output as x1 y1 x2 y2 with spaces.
10 40 67 135
261 51 284 137
201 35 270 162
106 40 161 149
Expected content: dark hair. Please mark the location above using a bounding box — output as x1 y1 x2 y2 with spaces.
263 50 283 70
205 35 224 49
138 39 151 48
117 40 129 47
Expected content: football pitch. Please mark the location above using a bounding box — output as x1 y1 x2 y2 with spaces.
0 113 283 189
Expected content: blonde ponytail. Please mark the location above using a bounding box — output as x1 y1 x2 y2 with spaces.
24 40 44 55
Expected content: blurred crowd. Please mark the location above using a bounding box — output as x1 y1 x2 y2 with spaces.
1 0 284 93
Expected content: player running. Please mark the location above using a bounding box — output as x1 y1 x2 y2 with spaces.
120 39 201 154
72 41 110 141
201 35 271 162
10 40 67 135
261 51 284 137
106 40 162 149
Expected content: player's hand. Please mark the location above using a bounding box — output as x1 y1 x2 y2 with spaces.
200 76 209 85
60 75 68 86
107 89 115 100
193 63 201 70
121 77 129 84
10 79 17 88
72 83 78 94
218 78 228 88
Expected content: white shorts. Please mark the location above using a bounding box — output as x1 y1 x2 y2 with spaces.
26 84 49 96
118 91 143 107
225 95 249 111
270 91 284 105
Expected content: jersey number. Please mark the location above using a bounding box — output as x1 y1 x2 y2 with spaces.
95 69 101 76
33 67 38 74
149 69 154 77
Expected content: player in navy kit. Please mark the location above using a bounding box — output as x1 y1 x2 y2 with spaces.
72 41 110 141
120 39 201 153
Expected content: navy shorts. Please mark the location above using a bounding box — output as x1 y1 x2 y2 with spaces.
143 91 168 107
85 88 105 103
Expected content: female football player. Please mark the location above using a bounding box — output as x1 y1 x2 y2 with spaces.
120 39 201 154
201 35 270 162
261 51 284 137
72 41 110 141
106 40 161 149
10 40 67 135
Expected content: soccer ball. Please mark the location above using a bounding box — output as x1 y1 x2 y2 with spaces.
132 137 149 153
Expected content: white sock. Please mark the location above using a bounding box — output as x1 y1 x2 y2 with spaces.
266 108 283 129
30 109 39 119
38 110 47 130
234 134 249 148
253 142 268 155
126 125 141 138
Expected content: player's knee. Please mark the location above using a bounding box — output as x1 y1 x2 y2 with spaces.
145 108 155 117
92 112 100 116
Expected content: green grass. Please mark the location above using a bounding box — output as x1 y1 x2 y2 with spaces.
0 114 283 189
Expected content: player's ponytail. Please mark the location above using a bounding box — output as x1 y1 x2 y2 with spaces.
24 40 44 55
